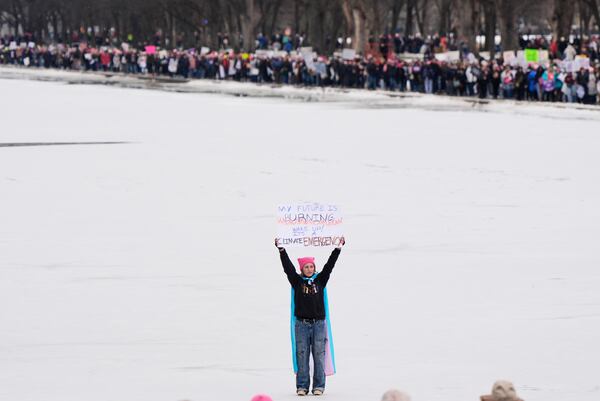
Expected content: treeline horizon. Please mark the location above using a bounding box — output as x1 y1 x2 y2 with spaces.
1 0 599 54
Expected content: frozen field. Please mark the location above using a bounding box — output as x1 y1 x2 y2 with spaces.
1 76 599 401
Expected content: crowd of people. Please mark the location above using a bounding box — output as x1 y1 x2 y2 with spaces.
1 33 599 105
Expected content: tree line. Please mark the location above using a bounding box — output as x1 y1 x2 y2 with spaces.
1 0 599 53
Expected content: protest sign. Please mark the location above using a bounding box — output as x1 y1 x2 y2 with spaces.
563 61 575 72
524 48 539 63
121 42 129 52
255 49 270 58
398 52 424 62
301 49 315 70
200 46 210 55
342 48 356 60
503 50 515 62
434 51 460 62
516 50 527 67
447 51 460 61
145 45 156 55
276 203 343 248
434 52 448 62
574 55 590 70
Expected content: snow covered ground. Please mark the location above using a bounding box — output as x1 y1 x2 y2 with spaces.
1 75 599 401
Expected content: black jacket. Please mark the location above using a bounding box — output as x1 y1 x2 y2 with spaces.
280 248 340 320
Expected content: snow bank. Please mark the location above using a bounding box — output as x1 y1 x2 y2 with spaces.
1 65 599 122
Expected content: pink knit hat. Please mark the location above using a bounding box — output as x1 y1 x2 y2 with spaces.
250 395 273 401
298 257 315 271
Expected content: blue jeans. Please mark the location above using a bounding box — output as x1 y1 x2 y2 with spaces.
424 77 434 94
295 319 327 391
367 75 378 90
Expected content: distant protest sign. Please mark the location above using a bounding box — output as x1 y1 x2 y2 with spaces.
563 61 575 72
399 52 424 62
301 49 316 70
255 49 270 58
516 50 528 67
574 55 590 70
447 51 460 61
434 52 448 62
433 51 459 62
503 51 515 62
342 48 356 60
478 51 490 60
524 49 539 63
276 203 343 247
145 45 156 55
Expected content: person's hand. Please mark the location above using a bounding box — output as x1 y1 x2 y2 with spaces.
275 238 285 251
337 236 345 249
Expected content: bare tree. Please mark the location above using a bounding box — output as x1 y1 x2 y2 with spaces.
405 0 415 34
1 0 586 55
341 0 368 52
552 0 575 39
457 0 479 51
480 0 496 55
434 0 453 35
582 0 600 33
497 0 519 51
390 0 405 33
414 0 430 35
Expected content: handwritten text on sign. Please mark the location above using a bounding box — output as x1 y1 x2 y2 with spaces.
276 203 343 247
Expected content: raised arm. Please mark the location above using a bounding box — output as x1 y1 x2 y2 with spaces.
317 237 345 287
275 238 301 286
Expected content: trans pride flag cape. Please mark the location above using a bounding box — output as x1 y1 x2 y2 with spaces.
290 273 336 376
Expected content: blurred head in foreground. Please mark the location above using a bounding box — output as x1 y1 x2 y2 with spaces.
250 395 273 401
381 389 411 401
480 380 523 401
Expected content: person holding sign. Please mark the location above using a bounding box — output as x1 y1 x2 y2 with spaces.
275 237 345 396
